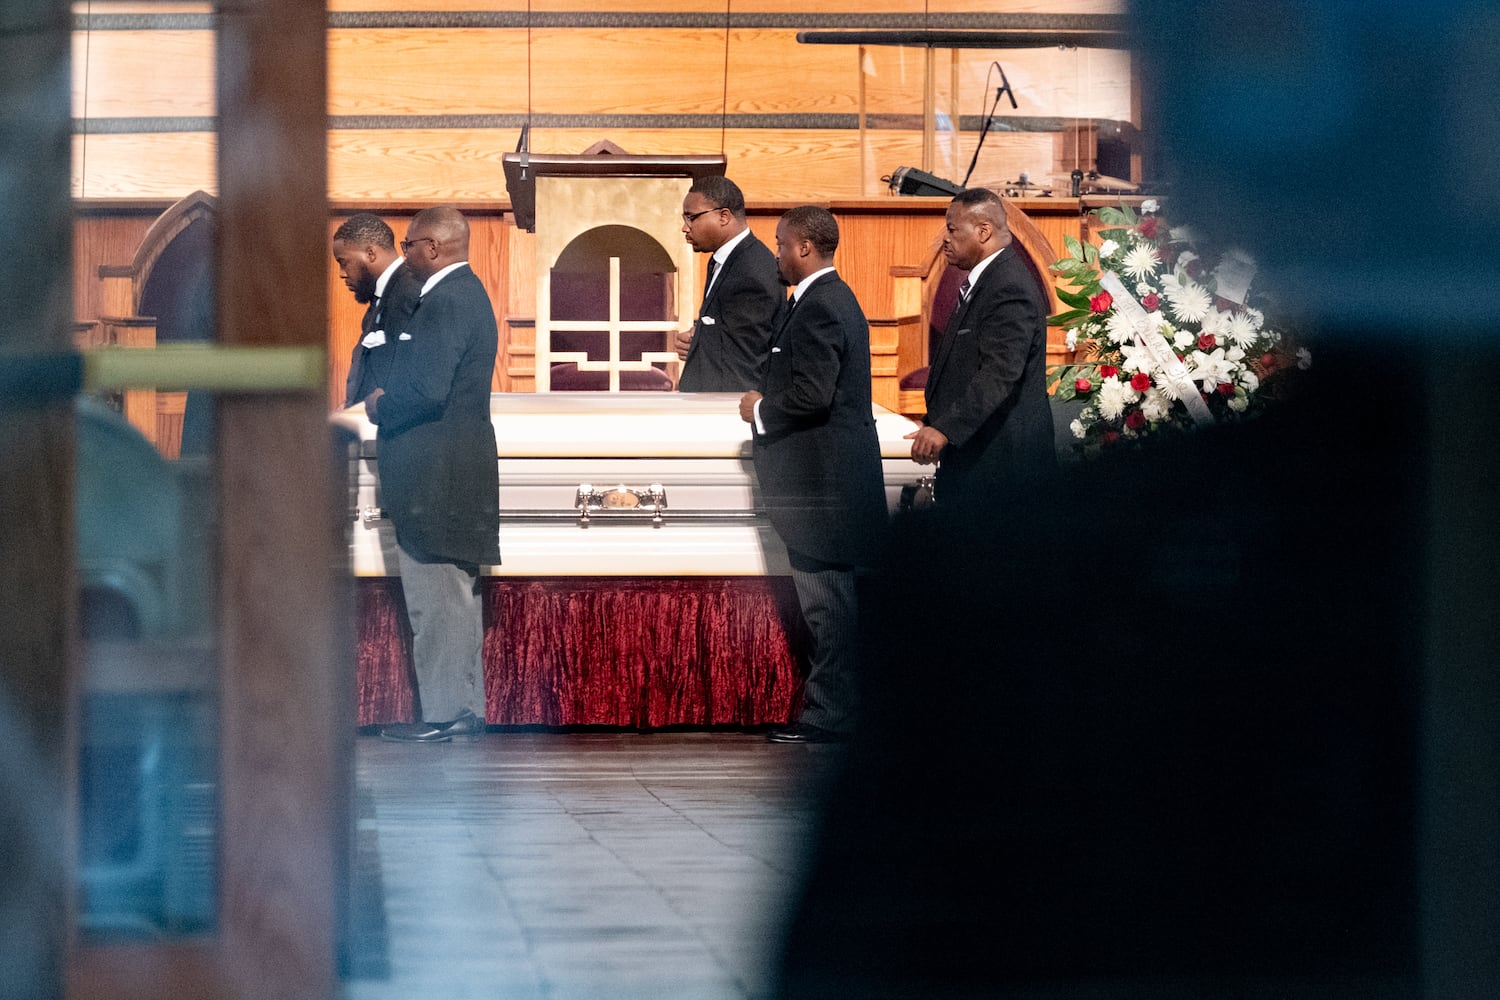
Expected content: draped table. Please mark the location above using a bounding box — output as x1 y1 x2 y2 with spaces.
335 393 923 728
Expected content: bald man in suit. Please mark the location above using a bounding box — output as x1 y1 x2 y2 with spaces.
907 187 1055 510
364 206 501 743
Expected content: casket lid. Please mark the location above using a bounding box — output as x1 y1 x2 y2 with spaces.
333 391 922 460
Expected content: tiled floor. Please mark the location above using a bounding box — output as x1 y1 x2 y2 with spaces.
342 732 844 1000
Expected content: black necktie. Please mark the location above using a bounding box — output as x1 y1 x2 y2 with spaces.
958 278 972 303
702 256 718 302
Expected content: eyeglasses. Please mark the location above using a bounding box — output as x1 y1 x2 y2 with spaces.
400 236 437 252
682 207 722 224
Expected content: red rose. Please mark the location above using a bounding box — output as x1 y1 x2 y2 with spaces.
1074 377 1093 394
1103 431 1120 445
1130 371 1151 392
1142 293 1160 311
1089 290 1113 313
1260 352 1279 373
1138 217 1159 239
1217 381 1235 396
1100 364 1119 378
1125 410 1147 430
1197 333 1217 351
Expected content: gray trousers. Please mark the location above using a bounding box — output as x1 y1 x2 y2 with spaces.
788 549 862 736
396 544 485 724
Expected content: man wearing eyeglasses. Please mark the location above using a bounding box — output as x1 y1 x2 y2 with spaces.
363 206 501 743
675 175 784 392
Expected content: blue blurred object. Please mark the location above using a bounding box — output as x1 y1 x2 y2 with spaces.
1134 0 1500 329
74 398 216 937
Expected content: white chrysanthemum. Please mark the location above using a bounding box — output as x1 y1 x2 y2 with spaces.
1246 307 1264 329
1105 309 1144 346
1167 282 1212 324
1199 309 1230 335
1098 239 1119 258
1226 311 1259 348
1154 374 1182 401
1189 347 1236 391
1173 329 1196 351
1297 347 1312 370
1065 327 1078 351
1140 199 1159 214
1098 378 1133 420
1140 388 1171 421
1228 394 1249 413
1119 341 1154 374
1121 244 1162 281
1239 370 1260 393
1070 418 1086 439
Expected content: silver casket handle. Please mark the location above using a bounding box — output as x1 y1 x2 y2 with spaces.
574 483 667 527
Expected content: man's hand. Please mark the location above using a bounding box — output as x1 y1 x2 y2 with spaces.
363 387 385 423
672 328 694 360
738 390 762 424
905 425 948 465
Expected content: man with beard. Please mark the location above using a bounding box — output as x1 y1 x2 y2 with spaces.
331 213 423 407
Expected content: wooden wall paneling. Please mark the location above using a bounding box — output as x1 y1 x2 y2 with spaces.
503 221 536 392
468 215 511 391
73 215 153 325
323 1 1129 12
73 133 218 199
72 28 214 119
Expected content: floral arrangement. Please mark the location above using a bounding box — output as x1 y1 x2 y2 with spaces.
1047 201 1309 454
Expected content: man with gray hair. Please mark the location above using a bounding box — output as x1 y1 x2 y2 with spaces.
364 206 501 742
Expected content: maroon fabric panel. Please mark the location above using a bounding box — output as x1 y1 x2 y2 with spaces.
357 577 805 727
356 578 418 725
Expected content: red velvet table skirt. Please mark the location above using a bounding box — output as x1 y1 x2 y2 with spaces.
356 577 808 727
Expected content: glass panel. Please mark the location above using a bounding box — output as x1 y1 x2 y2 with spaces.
860 44 1137 198
72 1 220 940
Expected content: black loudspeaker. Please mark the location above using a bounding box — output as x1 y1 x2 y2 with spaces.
887 166 964 198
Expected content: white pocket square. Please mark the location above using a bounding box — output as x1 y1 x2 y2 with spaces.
362 329 387 348
398 331 412 341
771 346 782 353
700 315 716 326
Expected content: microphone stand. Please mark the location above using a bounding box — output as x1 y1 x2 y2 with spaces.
960 64 1017 190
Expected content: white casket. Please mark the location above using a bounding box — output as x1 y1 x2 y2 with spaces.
331 392 927 577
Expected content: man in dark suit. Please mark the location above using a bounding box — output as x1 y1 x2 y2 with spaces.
739 206 888 744
907 187 1055 508
363 206 501 743
331 213 422 407
675 175 784 392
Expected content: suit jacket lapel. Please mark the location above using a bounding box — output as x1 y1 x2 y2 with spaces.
927 285 972 390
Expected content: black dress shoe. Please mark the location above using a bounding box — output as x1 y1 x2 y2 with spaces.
380 710 484 743
766 722 845 744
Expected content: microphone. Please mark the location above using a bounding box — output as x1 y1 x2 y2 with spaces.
515 124 530 179
995 62 1018 110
